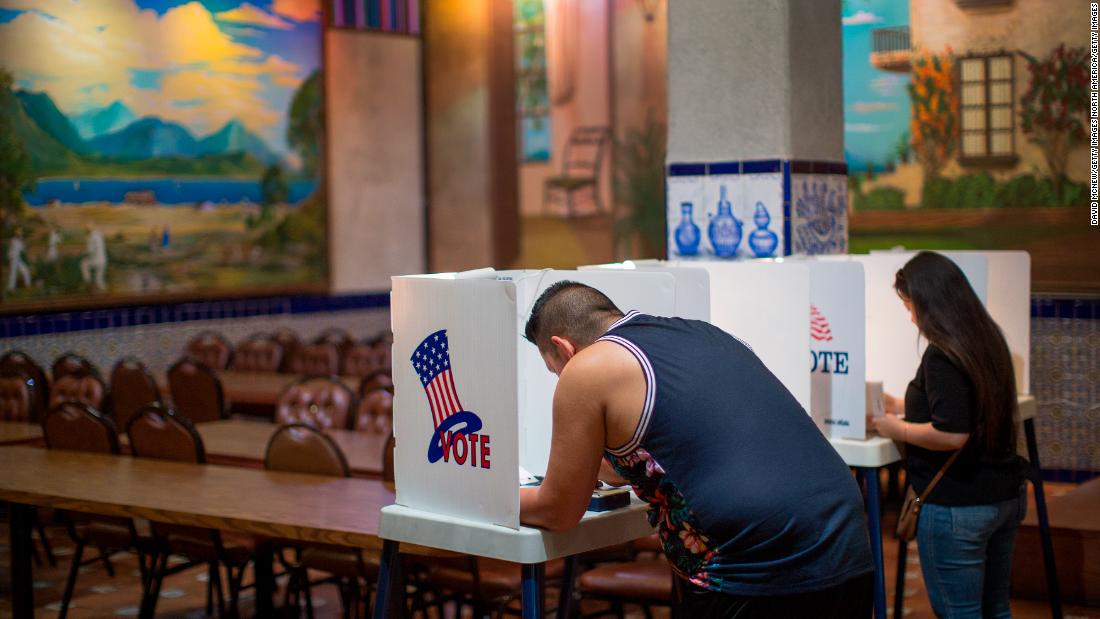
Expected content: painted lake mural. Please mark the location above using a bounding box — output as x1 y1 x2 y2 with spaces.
0 0 326 308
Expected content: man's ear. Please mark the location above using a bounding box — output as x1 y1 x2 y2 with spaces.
549 335 577 363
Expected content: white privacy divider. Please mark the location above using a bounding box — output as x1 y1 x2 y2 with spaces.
390 268 680 530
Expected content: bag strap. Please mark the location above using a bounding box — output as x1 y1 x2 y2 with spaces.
917 449 963 503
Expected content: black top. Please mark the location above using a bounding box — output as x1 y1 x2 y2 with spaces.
904 345 1026 506
601 312 872 595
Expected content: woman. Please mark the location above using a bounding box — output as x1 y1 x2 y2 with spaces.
872 251 1027 619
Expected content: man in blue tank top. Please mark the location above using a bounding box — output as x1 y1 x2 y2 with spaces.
519 282 873 617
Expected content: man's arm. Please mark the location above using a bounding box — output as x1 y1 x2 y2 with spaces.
520 354 609 531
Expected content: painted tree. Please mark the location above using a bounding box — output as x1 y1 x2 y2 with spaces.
1020 44 1088 199
287 70 323 181
908 52 958 181
0 68 35 234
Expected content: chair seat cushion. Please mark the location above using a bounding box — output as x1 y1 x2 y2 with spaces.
428 557 565 600
578 560 672 601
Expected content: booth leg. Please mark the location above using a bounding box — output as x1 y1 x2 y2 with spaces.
556 555 578 619
373 540 405 619
894 537 908 619
1024 418 1062 619
521 562 546 619
857 467 887 619
9 502 34 618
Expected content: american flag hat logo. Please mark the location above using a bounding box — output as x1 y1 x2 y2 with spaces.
411 329 465 428
810 305 834 342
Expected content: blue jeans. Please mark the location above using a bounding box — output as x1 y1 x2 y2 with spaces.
916 486 1027 618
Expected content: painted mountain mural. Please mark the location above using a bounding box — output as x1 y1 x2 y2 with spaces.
72 101 137 141
0 0 326 308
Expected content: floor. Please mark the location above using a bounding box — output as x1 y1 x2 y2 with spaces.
1 482 1097 618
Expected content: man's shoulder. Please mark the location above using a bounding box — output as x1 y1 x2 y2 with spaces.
560 340 641 389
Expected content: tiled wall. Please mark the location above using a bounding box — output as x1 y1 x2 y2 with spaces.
0 294 390 376
1031 297 1100 480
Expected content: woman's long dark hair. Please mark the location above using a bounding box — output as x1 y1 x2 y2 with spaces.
895 251 1017 454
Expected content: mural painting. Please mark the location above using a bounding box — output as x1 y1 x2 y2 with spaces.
0 0 326 308
842 0 1093 290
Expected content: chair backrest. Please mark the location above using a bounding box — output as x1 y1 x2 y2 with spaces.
343 343 385 378
0 351 49 418
289 342 341 376
264 423 351 478
354 387 393 434
372 338 392 370
359 369 393 396
230 335 285 373
272 328 301 372
42 401 119 454
561 126 611 177
127 405 205 463
49 370 107 410
275 376 357 430
0 370 35 423
52 352 96 382
110 357 161 431
186 331 232 370
167 358 225 424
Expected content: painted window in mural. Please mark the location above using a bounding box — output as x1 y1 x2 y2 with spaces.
328 0 420 33
959 54 1015 163
0 0 326 308
515 0 551 161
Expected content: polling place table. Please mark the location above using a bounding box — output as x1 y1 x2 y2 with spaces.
0 421 42 446
372 500 653 619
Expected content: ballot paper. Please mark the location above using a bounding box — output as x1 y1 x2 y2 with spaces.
866 381 885 418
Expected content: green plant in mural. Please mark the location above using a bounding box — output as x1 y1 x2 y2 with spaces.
908 51 957 183
614 114 667 258
894 130 911 164
287 70 323 181
1020 44 1089 200
0 68 35 234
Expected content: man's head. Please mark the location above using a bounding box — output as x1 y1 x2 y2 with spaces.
524 281 623 375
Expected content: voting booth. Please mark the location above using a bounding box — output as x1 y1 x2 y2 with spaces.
389 268 706 530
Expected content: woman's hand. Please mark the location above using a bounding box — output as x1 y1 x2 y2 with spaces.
884 394 904 417
871 413 905 442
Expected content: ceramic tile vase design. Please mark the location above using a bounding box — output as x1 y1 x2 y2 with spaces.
674 202 701 256
748 201 779 257
708 184 742 257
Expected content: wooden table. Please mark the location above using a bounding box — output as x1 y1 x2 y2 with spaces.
0 445 394 618
195 419 386 477
157 371 360 407
0 421 42 446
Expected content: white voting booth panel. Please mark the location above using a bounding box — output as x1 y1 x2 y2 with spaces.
871 250 1031 394
579 260 712 322
391 269 679 530
667 260 812 412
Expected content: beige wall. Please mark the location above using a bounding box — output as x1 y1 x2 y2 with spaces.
519 0 612 218
910 0 1090 181
326 30 426 291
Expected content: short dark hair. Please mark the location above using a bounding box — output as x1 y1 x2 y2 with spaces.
524 281 623 350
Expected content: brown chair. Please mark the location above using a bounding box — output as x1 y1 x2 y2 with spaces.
577 558 673 619
272 328 301 372
186 331 233 370
0 350 49 419
289 342 341 375
314 327 354 355
265 424 376 616
543 126 612 216
0 369 36 422
109 357 160 432
275 376 357 430
167 358 226 424
359 369 394 396
51 352 97 382
42 402 150 619
49 370 107 411
230 334 285 373
425 557 567 618
127 405 255 617
354 387 393 434
342 342 386 379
